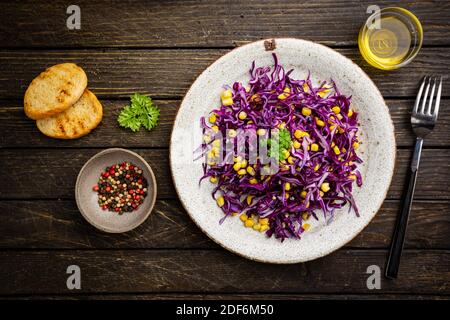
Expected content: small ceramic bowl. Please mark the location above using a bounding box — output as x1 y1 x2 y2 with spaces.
75 148 157 233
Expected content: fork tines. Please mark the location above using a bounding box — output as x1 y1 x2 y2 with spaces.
414 76 443 117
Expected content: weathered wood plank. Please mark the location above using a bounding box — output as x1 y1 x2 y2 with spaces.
0 200 448 249
0 0 448 48
0 149 448 200
0 48 449 99
0 99 449 148
0 250 448 294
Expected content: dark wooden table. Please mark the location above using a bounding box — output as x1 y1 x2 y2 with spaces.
0 0 449 300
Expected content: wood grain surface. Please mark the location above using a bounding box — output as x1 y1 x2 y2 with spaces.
0 0 449 300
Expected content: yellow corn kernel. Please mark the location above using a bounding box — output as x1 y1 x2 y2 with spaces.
333 145 340 155
277 122 286 129
283 87 291 93
294 130 308 139
240 159 248 168
234 156 242 163
260 225 269 232
285 193 290 199
338 127 345 134
245 86 251 93
248 120 254 124
212 139 221 147
353 141 360 149
321 182 330 193
293 140 301 149
246 166 255 176
331 142 335 147
341 147 347 153
329 125 336 131
259 218 269 225
285 182 291 191
216 196 225 207
337 114 343 120
249 178 258 184
314 164 320 171
232 212 239 216
257 128 266 136
303 83 309 92
222 97 233 106
211 125 219 133
208 114 217 124
349 174 357 181
221 90 233 99
252 223 261 231
302 107 312 116
287 156 295 164
311 143 319 152
245 219 254 228
300 190 307 198
247 195 254 205
305 202 310 208
331 106 341 114
302 213 309 220
238 111 247 120
278 93 288 100
319 191 324 197
316 118 325 127
209 176 218 183
318 87 330 98
240 214 248 222
207 150 215 159
348 109 354 117
228 129 237 137
237 169 247 175
282 149 290 160
233 162 241 171
207 160 216 166
303 223 311 231
203 135 211 143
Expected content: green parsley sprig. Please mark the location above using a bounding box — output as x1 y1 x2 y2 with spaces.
118 93 160 132
263 128 292 161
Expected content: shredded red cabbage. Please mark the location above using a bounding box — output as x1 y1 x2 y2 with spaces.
198 53 362 241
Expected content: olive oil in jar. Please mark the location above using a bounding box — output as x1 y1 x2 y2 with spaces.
358 7 423 70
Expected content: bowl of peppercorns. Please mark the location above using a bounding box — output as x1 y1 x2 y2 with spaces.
75 148 157 233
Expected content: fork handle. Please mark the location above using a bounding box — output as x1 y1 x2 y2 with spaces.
386 137 423 279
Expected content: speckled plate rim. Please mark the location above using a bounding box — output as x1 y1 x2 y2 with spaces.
75 148 157 233
170 38 396 264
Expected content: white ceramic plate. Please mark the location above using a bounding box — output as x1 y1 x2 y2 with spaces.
170 38 395 263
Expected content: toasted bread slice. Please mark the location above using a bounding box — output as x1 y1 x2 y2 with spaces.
24 63 88 120
36 89 103 139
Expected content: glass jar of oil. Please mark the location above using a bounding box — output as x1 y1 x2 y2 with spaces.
358 7 423 70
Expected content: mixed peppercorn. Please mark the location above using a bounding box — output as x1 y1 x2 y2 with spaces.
93 162 148 214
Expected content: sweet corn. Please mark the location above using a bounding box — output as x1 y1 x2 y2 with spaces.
228 129 237 137
207 150 215 159
246 166 256 176
283 87 291 93
303 83 309 92
234 156 242 163
253 223 261 231
316 118 325 127
238 111 247 120
240 214 248 222
300 190 307 198
303 223 311 231
216 196 225 207
221 90 233 99
222 97 233 106
233 162 241 171
260 225 269 232
232 212 238 216
246 195 254 205
353 141 360 149
348 109 354 117
203 135 211 143
245 86 251 93
293 140 301 149
212 139 221 147
249 178 258 184
245 219 254 228
319 191 324 197
278 93 289 100
294 130 309 139
237 169 247 175
208 114 217 124
311 143 319 152
240 159 248 168
305 202 310 208
287 156 295 164
333 145 341 155
329 125 336 131
259 218 269 225
336 114 343 120
211 125 219 133
285 182 291 191
277 122 286 129
257 128 266 136
209 176 218 183
282 149 290 159
318 87 330 98
349 174 357 181
302 213 309 220
302 107 312 116
331 106 341 114
285 193 290 199
321 182 330 193
314 164 320 171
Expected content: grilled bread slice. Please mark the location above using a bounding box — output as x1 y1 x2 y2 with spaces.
24 63 88 120
36 89 102 139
